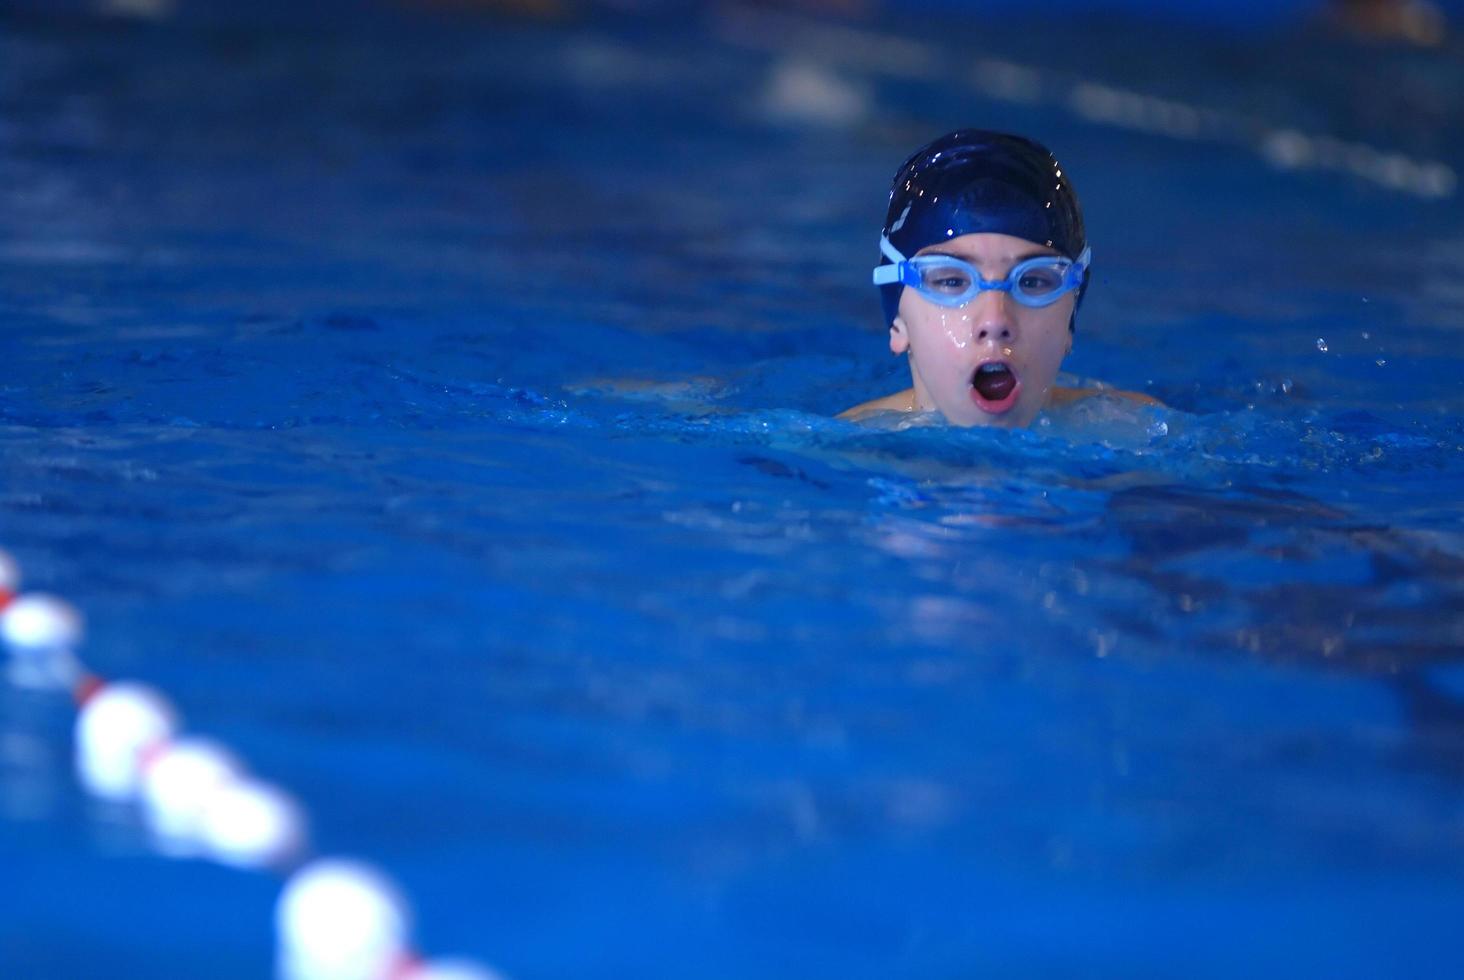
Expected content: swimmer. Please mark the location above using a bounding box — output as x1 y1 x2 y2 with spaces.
841 129 1159 427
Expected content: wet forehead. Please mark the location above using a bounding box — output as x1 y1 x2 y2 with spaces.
913 231 1061 265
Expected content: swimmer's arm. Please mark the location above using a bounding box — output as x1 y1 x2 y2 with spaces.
1050 385 1165 408
837 388 915 420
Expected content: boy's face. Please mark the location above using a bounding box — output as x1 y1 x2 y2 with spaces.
890 232 1076 428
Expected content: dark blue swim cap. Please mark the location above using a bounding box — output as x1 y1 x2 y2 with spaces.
877 129 1087 330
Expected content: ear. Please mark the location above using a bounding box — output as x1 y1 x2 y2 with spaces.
889 316 910 355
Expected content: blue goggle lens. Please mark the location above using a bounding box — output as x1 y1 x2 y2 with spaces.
905 255 1079 308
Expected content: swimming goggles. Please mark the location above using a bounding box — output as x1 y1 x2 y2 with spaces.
872 235 1091 309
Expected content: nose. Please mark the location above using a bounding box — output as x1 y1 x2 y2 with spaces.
969 289 1018 344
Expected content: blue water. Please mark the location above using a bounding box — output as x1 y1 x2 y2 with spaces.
3 3 1464 977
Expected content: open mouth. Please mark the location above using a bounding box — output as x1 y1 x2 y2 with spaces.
970 361 1020 413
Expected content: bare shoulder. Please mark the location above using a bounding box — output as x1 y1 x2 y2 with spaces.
837 389 915 421
1050 384 1164 408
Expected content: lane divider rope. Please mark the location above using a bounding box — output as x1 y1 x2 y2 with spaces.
715 7 1457 200
0 547 504 980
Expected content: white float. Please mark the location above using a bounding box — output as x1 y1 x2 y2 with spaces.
140 737 245 854
1 592 84 689
276 859 411 980
199 778 306 870
74 682 177 800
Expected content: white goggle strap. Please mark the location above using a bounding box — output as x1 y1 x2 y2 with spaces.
871 235 908 286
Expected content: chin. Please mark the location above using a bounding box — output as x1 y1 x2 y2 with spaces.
941 407 1016 429
937 397 1031 429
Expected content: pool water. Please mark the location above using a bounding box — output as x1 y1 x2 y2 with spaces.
3 2 1464 977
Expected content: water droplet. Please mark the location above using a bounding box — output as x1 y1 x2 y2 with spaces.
1361 331 1371 340
1375 358 1387 367
1316 338 1329 352
1279 378 1294 394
